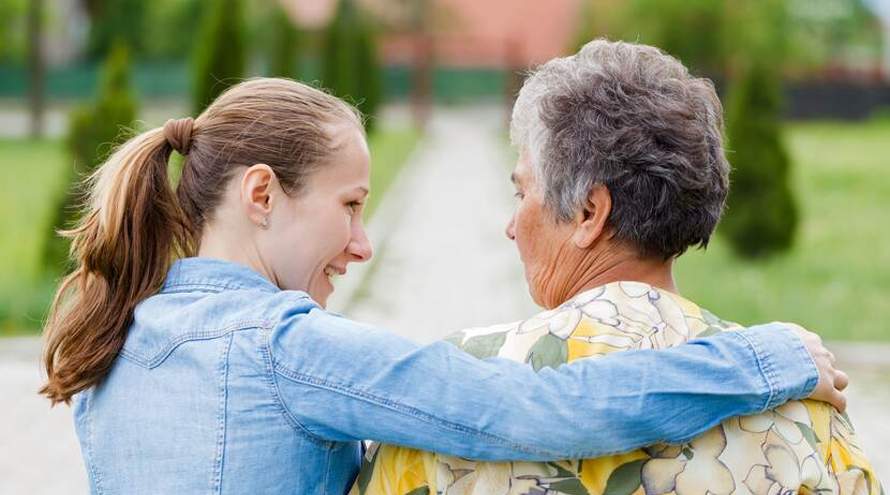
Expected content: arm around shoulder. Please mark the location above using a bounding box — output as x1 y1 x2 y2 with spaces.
267 310 818 459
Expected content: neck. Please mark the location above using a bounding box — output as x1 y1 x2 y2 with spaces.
196 225 280 287
576 252 676 296
541 241 677 308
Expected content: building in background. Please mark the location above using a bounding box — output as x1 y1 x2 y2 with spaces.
289 0 581 69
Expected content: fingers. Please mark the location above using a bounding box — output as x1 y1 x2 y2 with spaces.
825 365 848 412
783 322 850 412
815 359 849 412
830 387 847 414
811 375 848 412
834 369 849 392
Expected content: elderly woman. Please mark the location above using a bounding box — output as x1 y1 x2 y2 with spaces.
352 40 880 495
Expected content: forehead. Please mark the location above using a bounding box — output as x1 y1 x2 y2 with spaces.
308 125 369 188
511 150 534 184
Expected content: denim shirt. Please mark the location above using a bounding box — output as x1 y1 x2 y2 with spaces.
73 257 818 495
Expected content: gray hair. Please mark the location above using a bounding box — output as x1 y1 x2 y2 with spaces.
511 39 730 259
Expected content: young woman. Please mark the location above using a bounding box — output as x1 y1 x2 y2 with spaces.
41 78 844 494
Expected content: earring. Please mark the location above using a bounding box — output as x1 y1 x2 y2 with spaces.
260 217 269 228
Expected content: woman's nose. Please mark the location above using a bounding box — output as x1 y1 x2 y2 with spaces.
505 216 516 240
349 226 373 262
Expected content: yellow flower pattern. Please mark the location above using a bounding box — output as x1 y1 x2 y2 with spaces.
350 282 883 495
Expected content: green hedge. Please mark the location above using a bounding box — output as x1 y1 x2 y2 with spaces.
0 62 509 102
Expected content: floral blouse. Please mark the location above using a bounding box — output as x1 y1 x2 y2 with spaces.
350 281 881 495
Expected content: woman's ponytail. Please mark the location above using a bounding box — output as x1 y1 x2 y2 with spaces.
40 125 194 405
39 78 365 404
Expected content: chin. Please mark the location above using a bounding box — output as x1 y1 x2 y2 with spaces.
311 292 329 308
311 286 334 308
526 284 545 309
529 290 547 309
523 272 543 308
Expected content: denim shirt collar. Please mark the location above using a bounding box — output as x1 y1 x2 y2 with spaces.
162 257 281 294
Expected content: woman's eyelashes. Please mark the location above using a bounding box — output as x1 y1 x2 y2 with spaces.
513 191 524 200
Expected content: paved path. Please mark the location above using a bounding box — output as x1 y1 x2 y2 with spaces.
0 338 87 494
328 106 538 339
1 106 887 493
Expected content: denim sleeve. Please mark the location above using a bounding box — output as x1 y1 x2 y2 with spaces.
268 310 818 460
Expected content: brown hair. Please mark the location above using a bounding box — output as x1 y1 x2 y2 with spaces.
40 78 361 404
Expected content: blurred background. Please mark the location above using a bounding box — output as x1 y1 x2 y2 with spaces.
0 0 888 492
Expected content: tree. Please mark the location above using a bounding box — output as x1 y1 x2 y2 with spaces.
0 0 26 63
44 42 138 273
720 59 798 258
83 0 147 60
144 0 203 61
573 0 727 75
192 0 246 114
267 4 301 79
27 0 44 138
321 0 382 131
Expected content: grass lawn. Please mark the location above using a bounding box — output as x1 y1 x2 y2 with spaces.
365 128 421 218
676 119 890 341
0 126 420 335
0 139 69 335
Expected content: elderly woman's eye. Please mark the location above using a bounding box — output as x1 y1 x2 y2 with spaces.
513 191 524 200
346 201 363 215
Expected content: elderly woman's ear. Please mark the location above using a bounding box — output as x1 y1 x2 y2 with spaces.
571 184 612 249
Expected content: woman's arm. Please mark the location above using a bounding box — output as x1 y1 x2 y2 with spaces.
268 308 819 460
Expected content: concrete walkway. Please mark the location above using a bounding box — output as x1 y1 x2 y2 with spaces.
327 106 538 339
1 106 887 493
0 338 87 494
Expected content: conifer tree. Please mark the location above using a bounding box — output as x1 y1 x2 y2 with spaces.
192 0 246 114
46 42 138 272
268 5 300 80
721 60 798 258
322 0 382 131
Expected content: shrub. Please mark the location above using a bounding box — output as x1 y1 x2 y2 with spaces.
192 0 246 114
144 0 203 61
84 0 147 60
267 5 301 79
321 0 382 131
44 42 138 273
720 60 798 258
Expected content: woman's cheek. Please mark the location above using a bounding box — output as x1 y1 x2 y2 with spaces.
328 214 353 257
516 202 541 248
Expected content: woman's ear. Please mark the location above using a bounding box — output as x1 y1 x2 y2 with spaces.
572 184 612 249
241 164 276 227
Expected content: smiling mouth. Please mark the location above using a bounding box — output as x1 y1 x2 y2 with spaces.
323 265 346 279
